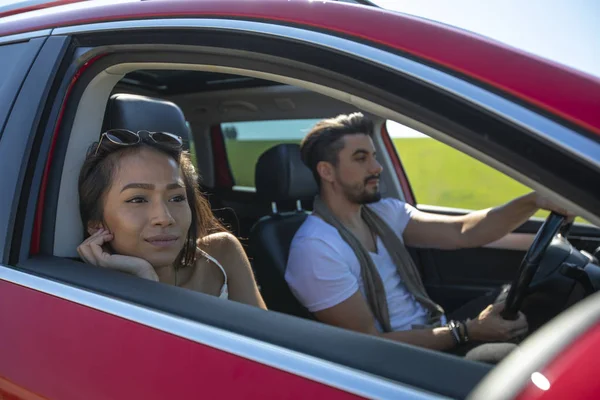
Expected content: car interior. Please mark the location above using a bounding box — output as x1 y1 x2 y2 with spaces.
52 67 416 317
52 65 600 319
17 57 600 398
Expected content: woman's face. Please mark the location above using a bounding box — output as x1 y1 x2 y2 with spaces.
93 147 192 268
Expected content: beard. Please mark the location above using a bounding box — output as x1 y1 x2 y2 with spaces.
340 175 382 205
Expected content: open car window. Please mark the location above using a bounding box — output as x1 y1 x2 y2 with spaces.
387 120 596 226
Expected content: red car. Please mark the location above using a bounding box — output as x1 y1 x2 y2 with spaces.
1 1 599 399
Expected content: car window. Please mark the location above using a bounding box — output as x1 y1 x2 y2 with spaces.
386 120 549 216
0 40 41 139
221 119 321 188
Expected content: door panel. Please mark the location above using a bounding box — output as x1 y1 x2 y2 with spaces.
3 260 490 399
414 246 526 312
0 270 373 400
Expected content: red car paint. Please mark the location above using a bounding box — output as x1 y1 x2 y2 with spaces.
0 0 85 19
1 0 599 136
0 280 362 400
515 323 600 400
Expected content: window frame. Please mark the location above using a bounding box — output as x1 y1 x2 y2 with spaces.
0 35 69 263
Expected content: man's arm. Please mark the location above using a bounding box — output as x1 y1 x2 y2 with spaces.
285 235 455 349
314 291 528 349
403 192 570 250
314 291 456 350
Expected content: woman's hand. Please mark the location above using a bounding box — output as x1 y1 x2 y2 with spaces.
77 228 159 281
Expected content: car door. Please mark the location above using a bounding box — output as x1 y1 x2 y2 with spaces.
0 31 428 400
0 29 404 399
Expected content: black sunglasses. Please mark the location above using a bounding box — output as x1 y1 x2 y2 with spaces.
94 129 183 156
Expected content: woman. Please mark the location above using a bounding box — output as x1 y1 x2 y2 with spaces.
77 128 266 309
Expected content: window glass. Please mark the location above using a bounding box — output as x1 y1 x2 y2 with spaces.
0 41 37 139
222 119 320 187
0 42 29 87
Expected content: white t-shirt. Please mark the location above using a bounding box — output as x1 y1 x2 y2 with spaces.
285 198 429 332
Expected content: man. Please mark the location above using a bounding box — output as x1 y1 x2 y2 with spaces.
285 112 570 363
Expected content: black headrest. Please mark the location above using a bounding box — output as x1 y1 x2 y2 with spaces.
103 94 190 149
255 144 318 203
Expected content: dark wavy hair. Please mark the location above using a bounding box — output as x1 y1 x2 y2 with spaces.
300 112 374 187
78 135 224 269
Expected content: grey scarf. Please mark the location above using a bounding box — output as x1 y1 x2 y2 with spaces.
313 195 444 332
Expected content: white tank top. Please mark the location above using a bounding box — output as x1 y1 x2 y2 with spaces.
196 248 229 299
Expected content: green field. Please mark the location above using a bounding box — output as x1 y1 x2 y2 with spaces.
393 138 536 212
222 138 573 221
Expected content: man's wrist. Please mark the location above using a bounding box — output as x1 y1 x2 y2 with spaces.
445 320 472 347
465 319 479 341
447 321 460 346
523 192 541 209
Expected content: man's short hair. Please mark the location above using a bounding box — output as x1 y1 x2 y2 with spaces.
300 112 374 186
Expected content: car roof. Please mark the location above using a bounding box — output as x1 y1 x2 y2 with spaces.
0 0 87 18
1 0 599 137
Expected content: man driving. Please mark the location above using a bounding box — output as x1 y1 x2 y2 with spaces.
285 113 571 363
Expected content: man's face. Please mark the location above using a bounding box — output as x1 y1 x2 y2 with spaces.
332 134 383 204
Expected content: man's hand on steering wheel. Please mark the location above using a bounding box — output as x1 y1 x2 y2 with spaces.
467 302 528 342
502 211 571 321
533 193 576 219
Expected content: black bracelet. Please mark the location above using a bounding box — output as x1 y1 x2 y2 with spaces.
461 320 470 343
447 320 461 346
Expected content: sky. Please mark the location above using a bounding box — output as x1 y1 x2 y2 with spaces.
372 0 599 79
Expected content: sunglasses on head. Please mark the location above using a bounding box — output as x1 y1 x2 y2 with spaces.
94 129 183 156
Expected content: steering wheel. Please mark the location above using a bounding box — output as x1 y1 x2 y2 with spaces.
501 212 567 320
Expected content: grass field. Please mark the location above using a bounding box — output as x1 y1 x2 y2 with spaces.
222 138 564 220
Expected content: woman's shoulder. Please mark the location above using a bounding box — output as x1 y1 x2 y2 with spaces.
197 232 246 268
199 231 241 251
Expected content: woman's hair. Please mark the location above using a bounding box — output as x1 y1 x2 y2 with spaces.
78 135 225 269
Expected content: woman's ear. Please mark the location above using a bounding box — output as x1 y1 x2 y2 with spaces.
87 221 105 236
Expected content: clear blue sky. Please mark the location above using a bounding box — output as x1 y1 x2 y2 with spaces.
372 0 599 79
